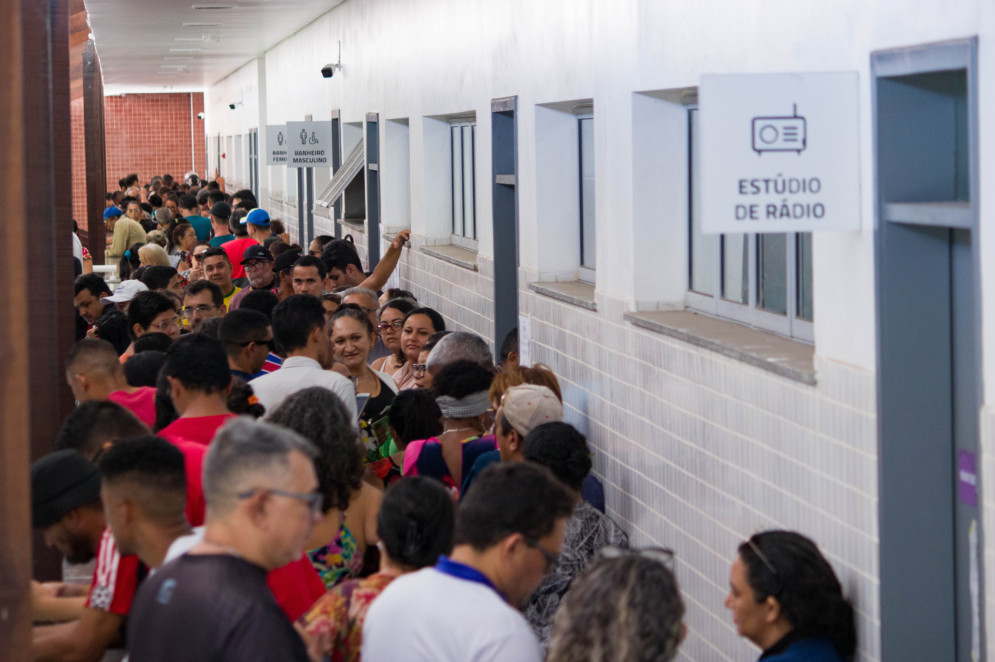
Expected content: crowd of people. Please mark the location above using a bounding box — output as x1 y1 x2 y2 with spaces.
39 170 858 661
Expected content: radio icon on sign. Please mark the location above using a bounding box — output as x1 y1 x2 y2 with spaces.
751 104 806 155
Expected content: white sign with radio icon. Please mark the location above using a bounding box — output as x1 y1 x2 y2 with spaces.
700 72 860 234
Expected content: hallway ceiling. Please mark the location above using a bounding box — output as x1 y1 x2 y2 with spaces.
85 0 346 95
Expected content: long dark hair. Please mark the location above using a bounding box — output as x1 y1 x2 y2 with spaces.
738 531 856 660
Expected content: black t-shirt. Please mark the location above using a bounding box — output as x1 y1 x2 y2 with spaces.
128 554 308 662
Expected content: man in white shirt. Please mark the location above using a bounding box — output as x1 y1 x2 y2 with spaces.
362 463 576 662
250 294 356 419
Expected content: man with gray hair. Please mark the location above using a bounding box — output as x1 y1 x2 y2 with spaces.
127 418 318 662
427 331 496 379
341 286 392 363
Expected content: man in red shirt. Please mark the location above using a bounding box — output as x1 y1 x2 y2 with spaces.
222 209 266 279
65 338 156 427
157 334 236 447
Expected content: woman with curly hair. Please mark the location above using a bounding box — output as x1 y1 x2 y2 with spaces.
547 549 686 662
726 530 856 661
267 387 381 589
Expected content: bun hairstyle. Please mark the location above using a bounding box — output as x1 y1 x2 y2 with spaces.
377 476 454 569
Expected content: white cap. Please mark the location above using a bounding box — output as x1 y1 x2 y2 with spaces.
100 280 149 304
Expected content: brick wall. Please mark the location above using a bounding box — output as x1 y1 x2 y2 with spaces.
70 98 86 240
70 92 206 250
103 93 206 191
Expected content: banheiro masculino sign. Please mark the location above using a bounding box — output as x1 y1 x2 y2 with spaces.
286 120 333 167
699 72 861 234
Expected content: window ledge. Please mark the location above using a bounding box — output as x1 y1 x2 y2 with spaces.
421 244 479 271
341 219 366 234
313 206 332 220
529 281 597 311
624 310 815 385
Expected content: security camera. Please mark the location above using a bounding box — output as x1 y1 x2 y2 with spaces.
228 103 236 110
321 63 336 79
197 111 205 120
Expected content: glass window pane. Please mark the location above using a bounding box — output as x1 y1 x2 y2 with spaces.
722 235 749 304
462 125 475 240
797 232 813 321
579 117 596 269
451 126 462 236
758 233 787 315
688 109 716 295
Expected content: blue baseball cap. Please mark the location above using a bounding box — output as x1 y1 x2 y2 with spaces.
243 208 270 228
103 207 123 220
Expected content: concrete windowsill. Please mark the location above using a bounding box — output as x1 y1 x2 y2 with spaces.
624 309 815 385
421 244 479 271
341 219 366 234
529 281 597 311
312 206 332 219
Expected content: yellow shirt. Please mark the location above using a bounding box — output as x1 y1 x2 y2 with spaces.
223 285 242 310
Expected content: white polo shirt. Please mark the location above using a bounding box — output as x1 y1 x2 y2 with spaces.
362 564 542 662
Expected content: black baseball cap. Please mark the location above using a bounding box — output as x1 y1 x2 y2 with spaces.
31 450 102 528
240 244 274 265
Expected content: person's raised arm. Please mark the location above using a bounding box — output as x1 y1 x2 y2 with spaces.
359 230 410 293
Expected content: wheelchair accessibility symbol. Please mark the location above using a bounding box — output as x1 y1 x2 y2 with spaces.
752 104 806 155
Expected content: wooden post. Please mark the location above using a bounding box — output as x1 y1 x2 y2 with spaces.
83 40 107 264
0 0 74 656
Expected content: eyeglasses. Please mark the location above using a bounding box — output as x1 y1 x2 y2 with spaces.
237 488 324 517
237 339 276 350
244 261 271 271
600 546 675 571
412 363 427 376
376 320 403 332
150 316 181 332
523 536 559 573
182 305 218 317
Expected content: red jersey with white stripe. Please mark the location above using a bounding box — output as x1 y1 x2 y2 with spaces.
86 527 144 615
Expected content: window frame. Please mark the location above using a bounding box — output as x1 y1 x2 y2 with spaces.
577 110 595 284
685 104 814 343
450 118 478 251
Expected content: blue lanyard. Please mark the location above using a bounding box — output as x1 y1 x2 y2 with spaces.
434 556 506 602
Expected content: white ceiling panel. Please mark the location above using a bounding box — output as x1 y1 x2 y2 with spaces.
86 0 346 94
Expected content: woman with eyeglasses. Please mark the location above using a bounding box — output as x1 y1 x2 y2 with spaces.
725 531 856 662
370 299 415 375
391 307 446 390
266 387 381 590
520 421 629 652
329 306 398 459
547 547 686 662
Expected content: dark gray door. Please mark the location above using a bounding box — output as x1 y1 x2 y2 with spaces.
874 39 982 661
